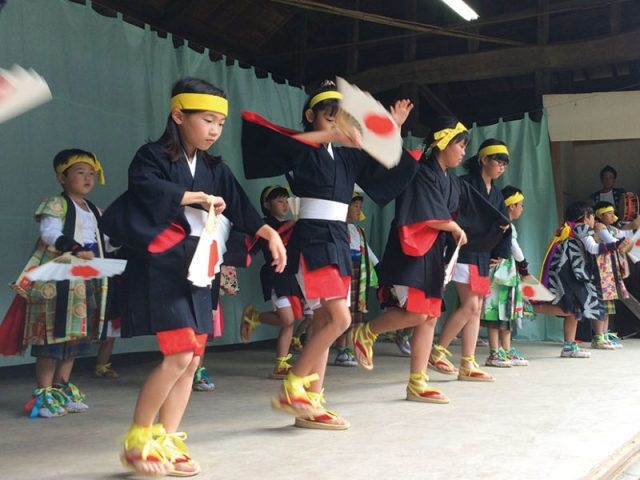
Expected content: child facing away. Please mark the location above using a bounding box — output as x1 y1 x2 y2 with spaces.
242 79 417 430
102 77 285 476
537 201 622 358
5 149 112 418
482 186 533 368
333 192 379 367
241 185 305 378
593 201 640 349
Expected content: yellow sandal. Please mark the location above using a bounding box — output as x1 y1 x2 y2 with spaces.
271 371 324 417
153 424 201 477
458 355 495 382
406 372 450 404
120 424 171 476
269 354 293 379
294 390 350 430
428 344 459 375
352 322 378 370
240 304 261 343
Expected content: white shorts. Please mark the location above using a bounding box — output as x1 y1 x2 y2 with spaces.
451 263 471 285
270 291 292 310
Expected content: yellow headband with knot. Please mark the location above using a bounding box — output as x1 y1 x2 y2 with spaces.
170 93 228 116
308 91 343 110
504 192 524 207
430 122 468 151
479 144 509 158
56 154 105 184
595 205 618 222
262 185 289 203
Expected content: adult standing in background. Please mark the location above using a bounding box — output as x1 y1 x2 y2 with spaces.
589 165 626 213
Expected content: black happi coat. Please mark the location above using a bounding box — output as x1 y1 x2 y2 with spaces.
379 156 509 300
457 173 512 276
257 215 302 301
101 142 265 336
242 112 418 278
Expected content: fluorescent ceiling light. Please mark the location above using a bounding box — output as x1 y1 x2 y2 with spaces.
440 0 479 21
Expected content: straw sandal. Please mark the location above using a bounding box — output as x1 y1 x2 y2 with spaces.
269 354 293 379
153 424 201 477
271 371 324 416
428 344 459 375
406 372 450 404
352 322 378 370
240 304 260 343
458 355 495 382
120 424 171 476
294 390 350 430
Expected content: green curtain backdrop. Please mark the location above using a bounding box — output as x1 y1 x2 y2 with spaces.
0 0 560 367
0 0 305 366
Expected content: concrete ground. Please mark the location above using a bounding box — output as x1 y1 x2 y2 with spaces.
1 339 640 480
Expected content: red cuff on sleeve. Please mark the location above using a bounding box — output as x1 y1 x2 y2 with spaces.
398 220 444 256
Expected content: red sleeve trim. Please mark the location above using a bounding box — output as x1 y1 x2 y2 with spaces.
398 219 447 256
241 111 320 148
407 150 422 161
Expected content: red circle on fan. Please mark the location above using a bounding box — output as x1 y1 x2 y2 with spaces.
70 265 100 278
636 239 640 246
363 113 395 136
522 285 535 298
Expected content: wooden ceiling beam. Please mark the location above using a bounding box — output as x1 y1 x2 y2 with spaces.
348 28 640 92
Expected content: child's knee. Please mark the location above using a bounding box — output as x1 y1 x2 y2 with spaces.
162 351 196 373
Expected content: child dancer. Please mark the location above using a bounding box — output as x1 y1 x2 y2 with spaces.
429 139 512 382
242 80 417 429
537 201 620 358
7 149 110 417
102 77 285 476
593 201 640 348
333 192 379 367
241 185 304 378
482 186 532 367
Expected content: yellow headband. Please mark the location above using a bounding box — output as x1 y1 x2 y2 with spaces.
170 93 228 116
56 154 105 185
308 91 343 110
479 144 509 158
351 192 365 221
595 205 618 222
262 185 289 202
504 192 524 207
431 122 468 150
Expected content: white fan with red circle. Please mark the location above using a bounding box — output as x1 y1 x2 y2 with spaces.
336 76 402 168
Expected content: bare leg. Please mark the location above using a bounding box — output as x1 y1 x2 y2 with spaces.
158 355 200 432
487 326 500 351
133 351 197 428
410 317 436 373
54 358 75 383
438 282 481 351
563 314 578 343
96 337 116 365
499 329 511 351
35 357 57 388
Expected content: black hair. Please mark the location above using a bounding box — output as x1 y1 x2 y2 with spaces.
260 186 289 215
155 77 226 163
565 201 594 223
302 79 341 131
53 148 95 175
599 165 617 180
594 200 615 217
501 185 522 201
422 115 471 163
463 138 509 175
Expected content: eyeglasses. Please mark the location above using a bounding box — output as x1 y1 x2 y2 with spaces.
491 158 509 168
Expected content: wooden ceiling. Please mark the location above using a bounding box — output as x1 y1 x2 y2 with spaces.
82 0 640 134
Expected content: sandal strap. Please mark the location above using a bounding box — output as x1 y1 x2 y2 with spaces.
409 371 430 384
153 424 190 463
275 353 293 369
124 424 167 462
433 343 453 357
283 372 319 404
461 355 480 368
